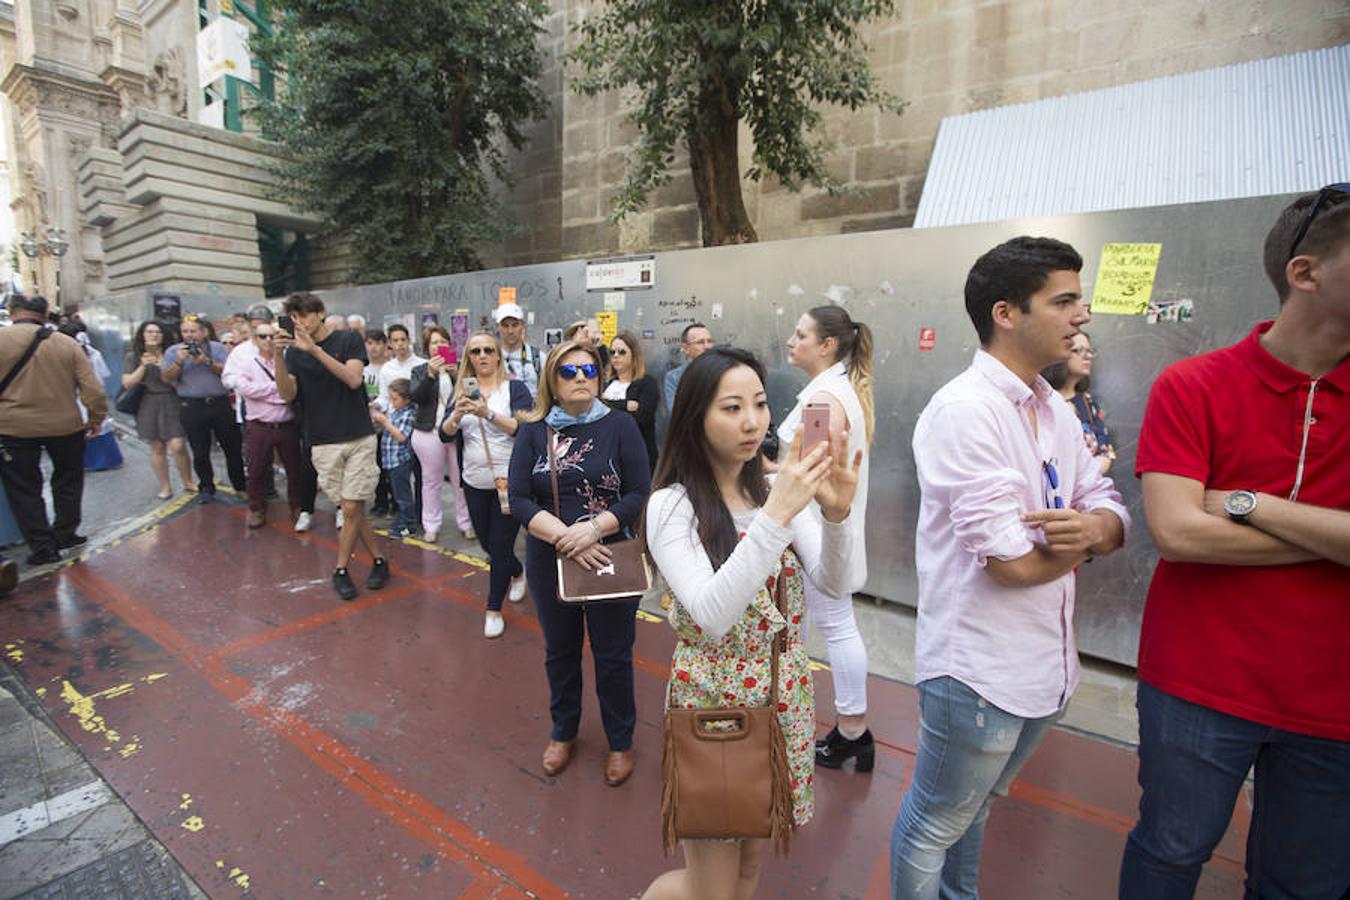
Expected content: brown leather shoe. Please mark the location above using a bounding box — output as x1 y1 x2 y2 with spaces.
542 740 574 776
247 510 266 529
604 750 634 787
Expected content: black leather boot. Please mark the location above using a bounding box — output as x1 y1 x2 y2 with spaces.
815 725 875 772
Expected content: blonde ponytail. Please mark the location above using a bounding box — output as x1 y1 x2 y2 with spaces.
806 306 875 446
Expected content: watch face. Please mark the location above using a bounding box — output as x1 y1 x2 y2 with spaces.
1226 491 1257 516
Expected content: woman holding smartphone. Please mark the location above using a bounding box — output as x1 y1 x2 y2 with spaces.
409 325 467 543
780 305 876 772
441 332 531 637
640 347 860 899
123 320 195 499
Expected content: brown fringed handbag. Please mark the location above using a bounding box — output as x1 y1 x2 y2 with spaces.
660 562 795 854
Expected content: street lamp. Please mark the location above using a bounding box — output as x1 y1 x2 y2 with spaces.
19 226 70 307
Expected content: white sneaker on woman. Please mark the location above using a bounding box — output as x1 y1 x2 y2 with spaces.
508 575 526 603
484 612 505 639
294 512 312 532
335 509 344 530
422 530 438 543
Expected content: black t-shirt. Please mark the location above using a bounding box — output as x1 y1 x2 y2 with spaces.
284 329 373 446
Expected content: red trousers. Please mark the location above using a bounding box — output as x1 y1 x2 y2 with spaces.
243 419 305 514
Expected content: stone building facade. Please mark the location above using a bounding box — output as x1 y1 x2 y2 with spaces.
491 0 1349 269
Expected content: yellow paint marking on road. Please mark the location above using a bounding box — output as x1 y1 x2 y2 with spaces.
216 860 252 891
179 793 192 810
4 641 23 664
181 815 204 832
635 610 664 624
118 736 142 758
57 673 169 745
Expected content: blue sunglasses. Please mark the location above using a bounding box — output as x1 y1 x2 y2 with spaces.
558 363 599 380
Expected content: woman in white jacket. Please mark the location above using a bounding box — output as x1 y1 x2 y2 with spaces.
779 304 875 772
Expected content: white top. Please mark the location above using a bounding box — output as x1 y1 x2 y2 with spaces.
430 371 454 424
601 379 630 401
458 382 516 490
776 361 870 593
375 353 426 409
911 350 1131 718
646 484 853 640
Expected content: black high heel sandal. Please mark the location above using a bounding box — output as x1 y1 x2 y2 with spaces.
815 725 875 772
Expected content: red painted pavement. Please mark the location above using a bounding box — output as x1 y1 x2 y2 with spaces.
0 501 1248 898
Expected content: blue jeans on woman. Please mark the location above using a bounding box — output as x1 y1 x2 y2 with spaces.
890 676 1063 899
461 483 522 611
1120 681 1350 900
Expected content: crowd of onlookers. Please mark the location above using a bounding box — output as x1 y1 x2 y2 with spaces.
0 186 1345 900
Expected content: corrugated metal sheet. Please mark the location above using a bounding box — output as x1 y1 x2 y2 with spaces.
914 44 1350 228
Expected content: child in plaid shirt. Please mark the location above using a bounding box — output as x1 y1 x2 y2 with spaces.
371 379 417 537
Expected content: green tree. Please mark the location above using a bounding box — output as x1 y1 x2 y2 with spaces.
568 0 903 247
252 0 549 283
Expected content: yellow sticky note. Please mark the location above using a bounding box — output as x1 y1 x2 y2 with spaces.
1090 243 1162 316
595 311 618 345
497 286 516 306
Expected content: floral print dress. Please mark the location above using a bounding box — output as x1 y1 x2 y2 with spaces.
667 525 817 827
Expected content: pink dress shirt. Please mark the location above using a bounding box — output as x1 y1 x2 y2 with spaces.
911 350 1130 718
231 353 294 424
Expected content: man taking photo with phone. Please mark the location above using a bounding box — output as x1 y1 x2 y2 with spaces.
273 292 389 601
162 314 246 504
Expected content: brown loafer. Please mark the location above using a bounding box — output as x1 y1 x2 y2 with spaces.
247 510 266 529
604 750 633 787
542 739 575 776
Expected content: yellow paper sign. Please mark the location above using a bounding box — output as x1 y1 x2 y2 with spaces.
1090 243 1162 316
595 311 618 345
497 286 516 306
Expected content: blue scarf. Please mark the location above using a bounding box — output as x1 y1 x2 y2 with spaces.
545 398 610 429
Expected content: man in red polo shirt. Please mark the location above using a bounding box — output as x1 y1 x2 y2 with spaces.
1120 185 1350 899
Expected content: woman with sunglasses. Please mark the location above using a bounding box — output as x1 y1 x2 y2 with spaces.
601 331 660 472
409 326 471 543
507 339 652 786
440 332 532 637
123 320 195 499
1041 331 1115 475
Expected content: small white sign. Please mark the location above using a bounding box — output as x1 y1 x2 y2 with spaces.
711 303 724 320
197 17 252 89
603 292 626 311
586 255 655 292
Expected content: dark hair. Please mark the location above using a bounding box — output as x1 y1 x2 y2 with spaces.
422 324 451 356
805 305 875 444
364 328 387 342
131 320 170 356
58 321 86 338
965 237 1083 346
647 348 770 571
282 291 325 315
386 323 409 339
387 377 412 399
8 292 47 315
681 322 709 343
1264 188 1350 302
1042 331 1093 392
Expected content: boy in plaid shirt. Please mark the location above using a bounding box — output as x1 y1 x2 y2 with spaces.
371 378 417 537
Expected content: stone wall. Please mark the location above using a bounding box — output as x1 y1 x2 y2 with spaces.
537 0 1350 262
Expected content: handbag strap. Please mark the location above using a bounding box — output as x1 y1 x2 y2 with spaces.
546 425 562 518
0 325 50 399
769 550 790 710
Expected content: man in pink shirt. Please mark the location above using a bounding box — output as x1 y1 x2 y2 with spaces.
229 315 308 530
892 237 1130 899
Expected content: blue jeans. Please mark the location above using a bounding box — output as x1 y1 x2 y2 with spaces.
1120 682 1350 900
387 459 416 534
890 676 1063 900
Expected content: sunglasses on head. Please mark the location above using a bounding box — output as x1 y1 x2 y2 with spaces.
468 346 497 356
1288 183 1350 263
558 363 599 381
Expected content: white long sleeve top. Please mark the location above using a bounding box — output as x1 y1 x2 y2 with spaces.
645 484 853 640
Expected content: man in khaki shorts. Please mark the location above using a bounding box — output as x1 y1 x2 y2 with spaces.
274 291 389 601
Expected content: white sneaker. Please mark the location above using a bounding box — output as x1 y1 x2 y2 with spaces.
335 509 344 530
484 612 505 639
423 530 438 543
294 512 312 532
508 575 526 603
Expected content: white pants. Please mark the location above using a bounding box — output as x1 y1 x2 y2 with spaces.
804 577 869 717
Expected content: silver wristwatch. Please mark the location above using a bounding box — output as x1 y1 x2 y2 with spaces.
1223 490 1257 525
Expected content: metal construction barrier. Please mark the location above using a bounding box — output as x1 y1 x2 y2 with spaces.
80 192 1298 665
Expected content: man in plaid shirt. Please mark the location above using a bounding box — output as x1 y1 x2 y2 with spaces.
371 378 417 537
